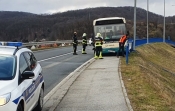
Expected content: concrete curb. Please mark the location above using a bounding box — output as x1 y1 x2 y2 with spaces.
118 58 133 111
43 58 96 111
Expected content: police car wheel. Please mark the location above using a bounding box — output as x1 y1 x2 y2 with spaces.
35 88 44 111
17 104 23 111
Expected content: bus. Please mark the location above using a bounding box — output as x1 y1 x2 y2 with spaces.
93 17 127 54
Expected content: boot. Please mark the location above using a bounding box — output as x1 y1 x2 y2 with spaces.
94 56 98 59
73 52 78 55
82 50 87 54
94 53 98 59
99 52 103 59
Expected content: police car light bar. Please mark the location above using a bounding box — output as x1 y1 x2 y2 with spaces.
0 42 23 47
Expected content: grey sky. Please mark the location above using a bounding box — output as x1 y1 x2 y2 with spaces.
0 0 175 16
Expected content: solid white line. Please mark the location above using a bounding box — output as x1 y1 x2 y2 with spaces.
42 55 78 69
43 62 61 69
38 50 81 62
38 52 72 62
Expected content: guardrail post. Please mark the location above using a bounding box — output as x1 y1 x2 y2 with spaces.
126 43 129 64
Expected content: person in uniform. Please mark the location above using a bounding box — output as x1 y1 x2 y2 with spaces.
82 33 87 54
72 32 78 55
117 31 129 57
94 33 103 59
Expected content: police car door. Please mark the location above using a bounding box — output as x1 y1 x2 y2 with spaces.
19 53 34 110
23 52 41 110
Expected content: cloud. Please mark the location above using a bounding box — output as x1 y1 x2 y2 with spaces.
0 0 175 16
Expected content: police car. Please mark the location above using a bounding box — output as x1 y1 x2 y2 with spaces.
0 42 44 111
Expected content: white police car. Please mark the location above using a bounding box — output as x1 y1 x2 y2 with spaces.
0 42 44 111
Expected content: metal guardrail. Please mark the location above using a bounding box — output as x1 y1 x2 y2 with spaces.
23 40 70 46
18 40 84 50
22 40 83 47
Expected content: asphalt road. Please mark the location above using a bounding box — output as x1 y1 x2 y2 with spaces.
33 45 94 96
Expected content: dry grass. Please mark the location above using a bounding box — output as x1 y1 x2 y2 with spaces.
121 43 175 111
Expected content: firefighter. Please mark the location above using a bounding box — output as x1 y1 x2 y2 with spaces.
82 33 87 54
94 33 103 59
72 32 78 55
117 31 129 57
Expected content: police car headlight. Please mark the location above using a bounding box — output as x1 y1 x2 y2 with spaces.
0 93 11 106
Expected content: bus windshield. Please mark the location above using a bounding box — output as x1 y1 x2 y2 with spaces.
94 24 126 41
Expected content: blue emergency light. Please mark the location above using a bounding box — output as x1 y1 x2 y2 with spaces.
6 42 23 47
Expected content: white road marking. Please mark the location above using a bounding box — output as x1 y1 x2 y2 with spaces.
42 56 77 68
38 50 81 63
43 62 61 69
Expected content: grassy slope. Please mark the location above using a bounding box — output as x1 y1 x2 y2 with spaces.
121 43 175 111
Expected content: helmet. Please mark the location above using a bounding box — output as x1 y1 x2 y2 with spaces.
82 33 86 37
96 33 101 37
74 32 77 35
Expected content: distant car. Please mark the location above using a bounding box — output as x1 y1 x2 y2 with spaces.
0 42 44 111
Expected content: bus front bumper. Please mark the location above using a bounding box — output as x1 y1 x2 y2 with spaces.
102 48 119 54
102 47 127 54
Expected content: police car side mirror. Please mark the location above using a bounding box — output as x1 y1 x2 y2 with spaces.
21 71 35 79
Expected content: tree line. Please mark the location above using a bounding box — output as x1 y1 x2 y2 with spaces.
0 7 175 42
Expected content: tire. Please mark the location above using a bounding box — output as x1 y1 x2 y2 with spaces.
34 88 44 111
17 104 23 111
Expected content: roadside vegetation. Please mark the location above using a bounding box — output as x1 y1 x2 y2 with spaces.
121 43 175 111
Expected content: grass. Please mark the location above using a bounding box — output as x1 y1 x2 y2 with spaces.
121 43 175 111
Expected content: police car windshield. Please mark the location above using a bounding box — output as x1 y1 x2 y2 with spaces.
0 55 16 80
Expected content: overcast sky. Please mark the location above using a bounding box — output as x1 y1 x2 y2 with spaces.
0 0 175 16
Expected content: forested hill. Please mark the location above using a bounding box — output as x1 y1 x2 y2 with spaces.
0 11 35 19
0 7 175 42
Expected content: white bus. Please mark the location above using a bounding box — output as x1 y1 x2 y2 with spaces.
93 17 127 54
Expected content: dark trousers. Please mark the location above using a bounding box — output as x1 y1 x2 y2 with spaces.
92 43 95 54
117 42 124 56
95 46 102 56
82 44 86 52
73 44 77 53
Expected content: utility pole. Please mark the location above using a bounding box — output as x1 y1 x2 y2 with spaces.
147 0 149 44
133 0 137 50
163 0 165 42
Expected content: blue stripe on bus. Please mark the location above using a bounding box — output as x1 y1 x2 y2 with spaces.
13 75 43 104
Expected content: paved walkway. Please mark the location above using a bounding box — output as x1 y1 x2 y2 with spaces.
43 57 133 111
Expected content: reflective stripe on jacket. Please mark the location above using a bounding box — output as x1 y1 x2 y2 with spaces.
95 37 103 47
82 37 87 45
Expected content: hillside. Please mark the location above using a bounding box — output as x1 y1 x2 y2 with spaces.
121 43 175 110
0 7 175 41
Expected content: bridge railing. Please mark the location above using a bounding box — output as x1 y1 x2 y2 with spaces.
21 40 83 49
125 38 175 64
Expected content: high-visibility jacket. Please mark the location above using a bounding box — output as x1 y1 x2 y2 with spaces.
95 37 103 47
82 36 87 45
119 35 127 44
